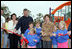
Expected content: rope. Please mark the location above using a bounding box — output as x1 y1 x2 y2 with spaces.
1 28 29 45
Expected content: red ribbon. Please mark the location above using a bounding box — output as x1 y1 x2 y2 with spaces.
1 28 29 45
58 33 71 37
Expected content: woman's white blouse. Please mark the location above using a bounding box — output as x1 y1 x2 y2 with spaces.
8 20 17 34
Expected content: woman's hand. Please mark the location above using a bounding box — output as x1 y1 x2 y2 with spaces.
52 33 56 36
13 29 17 32
41 31 45 36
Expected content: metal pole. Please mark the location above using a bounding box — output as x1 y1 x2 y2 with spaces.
52 14 54 23
65 6 67 20
49 7 51 21
58 11 59 24
49 7 51 16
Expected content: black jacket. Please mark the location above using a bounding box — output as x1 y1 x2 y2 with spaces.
15 16 33 34
68 23 71 39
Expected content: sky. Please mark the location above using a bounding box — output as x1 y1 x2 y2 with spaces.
1 1 69 19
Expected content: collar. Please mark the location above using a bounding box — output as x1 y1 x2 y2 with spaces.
30 33 35 35
28 28 30 30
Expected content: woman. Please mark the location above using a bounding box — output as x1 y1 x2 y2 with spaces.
3 17 10 48
8 13 18 48
41 14 54 48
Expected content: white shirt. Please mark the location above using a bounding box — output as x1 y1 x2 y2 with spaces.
8 20 17 34
1 15 5 31
16 28 21 35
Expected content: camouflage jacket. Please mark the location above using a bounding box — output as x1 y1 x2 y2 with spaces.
41 21 54 41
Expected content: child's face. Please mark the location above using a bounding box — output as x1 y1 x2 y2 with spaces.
29 24 33 29
59 23 64 29
54 26 57 30
29 30 33 34
36 23 40 27
29 29 34 34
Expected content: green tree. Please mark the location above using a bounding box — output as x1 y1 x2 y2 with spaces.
36 13 43 21
1 4 11 19
66 12 71 19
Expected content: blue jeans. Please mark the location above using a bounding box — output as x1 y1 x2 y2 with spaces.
1 31 2 44
53 45 57 48
36 40 42 48
3 32 10 48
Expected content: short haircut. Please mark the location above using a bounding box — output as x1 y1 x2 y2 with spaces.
11 13 17 20
6 17 10 22
1 8 3 10
23 8 28 12
36 20 40 24
29 21 34 25
43 14 50 20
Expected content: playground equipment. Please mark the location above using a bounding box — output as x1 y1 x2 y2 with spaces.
49 1 71 29
49 1 71 48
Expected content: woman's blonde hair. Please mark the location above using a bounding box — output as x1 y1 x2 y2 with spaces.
28 28 36 34
59 21 66 30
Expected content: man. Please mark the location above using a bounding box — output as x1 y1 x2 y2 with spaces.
3 17 10 48
1 9 5 44
14 9 33 47
41 14 54 48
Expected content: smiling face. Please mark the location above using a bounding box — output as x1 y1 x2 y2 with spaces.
23 10 28 17
12 15 16 21
36 22 40 28
45 16 50 22
59 23 64 29
29 23 33 29
1 10 4 15
59 21 65 30
29 28 36 34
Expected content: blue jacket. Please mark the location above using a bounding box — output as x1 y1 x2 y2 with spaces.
34 27 42 39
68 23 71 39
24 28 30 37
57 29 69 43
50 30 58 45
26 34 39 46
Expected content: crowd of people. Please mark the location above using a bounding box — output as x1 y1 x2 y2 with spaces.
1 8 71 48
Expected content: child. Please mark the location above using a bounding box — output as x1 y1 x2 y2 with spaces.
26 28 39 48
24 21 34 47
34 21 42 48
24 21 34 38
57 21 69 48
50 24 58 48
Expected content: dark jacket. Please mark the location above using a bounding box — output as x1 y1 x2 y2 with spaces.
68 23 71 39
15 16 33 34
